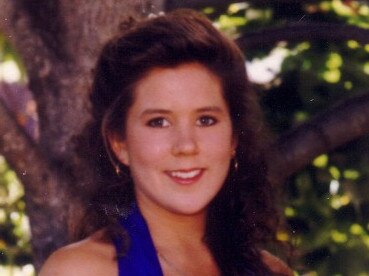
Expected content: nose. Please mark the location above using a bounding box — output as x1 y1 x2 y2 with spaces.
171 125 199 156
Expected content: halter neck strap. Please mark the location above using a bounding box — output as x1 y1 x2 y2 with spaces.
115 204 163 276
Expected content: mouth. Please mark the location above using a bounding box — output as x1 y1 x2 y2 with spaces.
165 168 204 185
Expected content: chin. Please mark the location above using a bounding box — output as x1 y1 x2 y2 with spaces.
166 201 209 216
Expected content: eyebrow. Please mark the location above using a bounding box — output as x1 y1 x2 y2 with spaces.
196 106 224 113
140 106 224 117
140 109 172 117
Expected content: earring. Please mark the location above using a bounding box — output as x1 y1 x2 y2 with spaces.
234 158 239 172
113 164 122 177
114 162 131 179
231 150 238 173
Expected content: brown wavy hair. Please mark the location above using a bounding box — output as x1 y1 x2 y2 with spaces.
80 9 279 275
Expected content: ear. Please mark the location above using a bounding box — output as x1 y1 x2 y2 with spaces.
108 133 130 166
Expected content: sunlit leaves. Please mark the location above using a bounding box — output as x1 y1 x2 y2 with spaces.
331 0 357 17
293 110 310 124
329 166 341 180
347 40 360 49
216 15 246 34
344 80 353 90
331 229 348 243
276 230 290 242
228 2 249 15
212 3 273 37
313 155 328 168
0 60 21 83
311 0 369 28
343 169 360 180
0 34 26 82
364 62 369 75
236 1 369 273
0 156 32 271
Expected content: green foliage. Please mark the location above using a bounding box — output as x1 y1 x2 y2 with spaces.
0 156 33 274
0 33 33 275
0 33 26 83
211 1 369 275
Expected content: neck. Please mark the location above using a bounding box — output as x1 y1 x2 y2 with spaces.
137 200 207 249
136 198 220 276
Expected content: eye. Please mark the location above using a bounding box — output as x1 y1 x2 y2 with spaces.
147 117 170 128
197 116 217 127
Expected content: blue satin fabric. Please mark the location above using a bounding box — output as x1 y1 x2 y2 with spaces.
115 205 163 276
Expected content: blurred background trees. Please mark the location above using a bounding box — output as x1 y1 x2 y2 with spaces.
1 0 369 275
213 1 369 275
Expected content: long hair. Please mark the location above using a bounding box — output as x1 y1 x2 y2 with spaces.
79 9 278 275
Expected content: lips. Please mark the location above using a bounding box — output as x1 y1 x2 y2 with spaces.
165 168 204 185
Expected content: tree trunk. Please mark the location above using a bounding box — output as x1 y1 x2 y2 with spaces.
0 0 164 270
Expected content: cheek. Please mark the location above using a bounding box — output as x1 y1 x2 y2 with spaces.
126 130 169 165
202 128 234 156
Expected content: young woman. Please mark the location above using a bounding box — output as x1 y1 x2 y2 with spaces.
40 9 292 276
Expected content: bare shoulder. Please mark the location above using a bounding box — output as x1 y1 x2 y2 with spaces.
261 250 294 276
39 230 117 276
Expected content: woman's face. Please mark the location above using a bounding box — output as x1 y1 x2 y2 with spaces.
110 62 236 216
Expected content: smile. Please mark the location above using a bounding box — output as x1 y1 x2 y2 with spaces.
165 169 204 184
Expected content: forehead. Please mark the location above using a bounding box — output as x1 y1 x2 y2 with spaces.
130 62 227 111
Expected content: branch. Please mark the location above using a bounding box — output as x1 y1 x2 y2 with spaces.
237 22 369 50
267 92 369 185
0 99 44 185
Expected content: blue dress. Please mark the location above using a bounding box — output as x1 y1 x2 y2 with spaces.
115 205 163 276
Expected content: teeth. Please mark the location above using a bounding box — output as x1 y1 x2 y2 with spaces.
170 169 201 179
